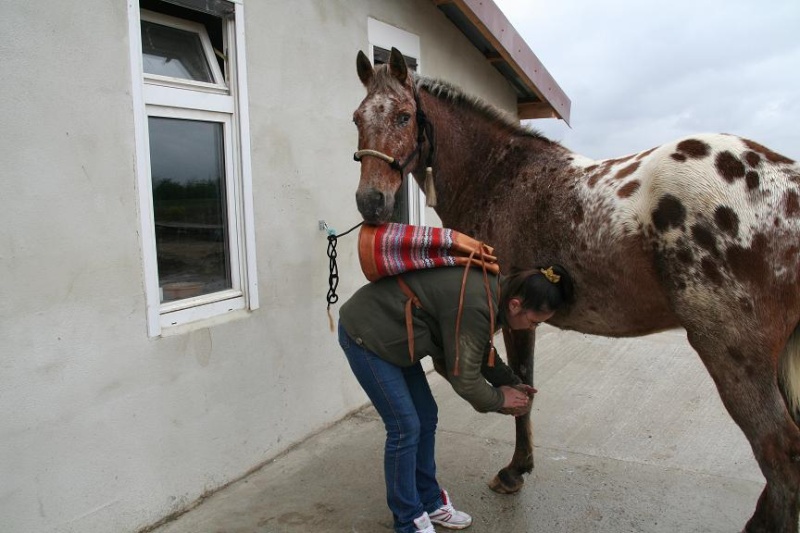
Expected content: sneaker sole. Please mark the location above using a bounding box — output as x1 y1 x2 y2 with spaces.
429 519 472 530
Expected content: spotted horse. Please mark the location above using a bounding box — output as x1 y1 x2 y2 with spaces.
352 48 800 532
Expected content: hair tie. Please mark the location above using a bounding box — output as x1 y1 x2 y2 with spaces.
540 266 561 283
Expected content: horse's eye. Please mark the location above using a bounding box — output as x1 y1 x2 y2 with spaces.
396 113 411 126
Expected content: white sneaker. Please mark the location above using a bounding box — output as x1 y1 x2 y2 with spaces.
413 512 437 533
428 490 473 530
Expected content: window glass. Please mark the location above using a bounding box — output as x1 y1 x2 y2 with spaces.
148 117 231 302
141 20 214 82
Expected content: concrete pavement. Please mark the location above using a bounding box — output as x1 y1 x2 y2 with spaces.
149 326 765 533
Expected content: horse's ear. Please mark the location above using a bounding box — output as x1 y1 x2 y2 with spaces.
356 50 374 87
388 47 408 83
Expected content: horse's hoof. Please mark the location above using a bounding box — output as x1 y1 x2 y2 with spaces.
488 467 524 494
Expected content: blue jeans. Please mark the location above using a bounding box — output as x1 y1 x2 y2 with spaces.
338 323 444 533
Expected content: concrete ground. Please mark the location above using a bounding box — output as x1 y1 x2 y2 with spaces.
151 326 766 533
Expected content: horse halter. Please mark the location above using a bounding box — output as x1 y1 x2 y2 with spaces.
353 82 435 178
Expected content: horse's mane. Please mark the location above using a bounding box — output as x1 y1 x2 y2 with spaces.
368 65 552 142
415 74 551 142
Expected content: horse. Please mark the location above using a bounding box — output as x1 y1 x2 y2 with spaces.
351 47 800 532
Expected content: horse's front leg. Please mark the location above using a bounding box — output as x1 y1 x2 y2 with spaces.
489 327 535 494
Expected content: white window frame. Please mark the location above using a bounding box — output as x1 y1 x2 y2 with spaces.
367 18 426 226
128 0 258 337
148 108 241 315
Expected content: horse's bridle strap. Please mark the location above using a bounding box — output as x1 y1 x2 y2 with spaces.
354 144 422 174
353 149 398 168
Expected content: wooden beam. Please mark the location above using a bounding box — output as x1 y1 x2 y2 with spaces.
518 101 558 120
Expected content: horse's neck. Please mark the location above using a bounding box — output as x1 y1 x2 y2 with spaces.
418 92 572 230
420 96 506 224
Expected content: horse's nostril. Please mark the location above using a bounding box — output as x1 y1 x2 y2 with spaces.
357 189 385 212
370 190 384 205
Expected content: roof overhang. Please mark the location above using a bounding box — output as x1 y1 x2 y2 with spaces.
432 0 571 124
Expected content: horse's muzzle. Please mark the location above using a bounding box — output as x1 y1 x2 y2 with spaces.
356 189 394 224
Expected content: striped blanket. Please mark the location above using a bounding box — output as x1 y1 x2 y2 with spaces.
358 223 499 282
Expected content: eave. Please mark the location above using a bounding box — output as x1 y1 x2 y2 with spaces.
432 0 571 124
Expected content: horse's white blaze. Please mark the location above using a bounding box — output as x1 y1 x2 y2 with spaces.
361 94 394 137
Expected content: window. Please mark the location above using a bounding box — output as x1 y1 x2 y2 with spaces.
148 113 232 304
367 18 425 225
128 0 258 336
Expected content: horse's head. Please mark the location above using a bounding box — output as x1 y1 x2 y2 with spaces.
353 48 424 224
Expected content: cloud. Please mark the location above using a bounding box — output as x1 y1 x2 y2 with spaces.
494 0 800 159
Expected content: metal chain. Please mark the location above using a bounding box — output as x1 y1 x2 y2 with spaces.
326 222 363 310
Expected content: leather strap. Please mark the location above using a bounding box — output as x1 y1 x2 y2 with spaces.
397 277 422 363
397 250 498 375
454 246 498 376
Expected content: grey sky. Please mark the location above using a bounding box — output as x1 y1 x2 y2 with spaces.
494 0 800 160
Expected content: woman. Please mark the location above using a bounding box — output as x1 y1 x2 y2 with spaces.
338 264 574 533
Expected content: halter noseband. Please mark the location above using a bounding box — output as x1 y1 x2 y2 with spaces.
353 82 435 176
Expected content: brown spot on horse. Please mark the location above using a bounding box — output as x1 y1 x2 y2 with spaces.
676 246 694 264
746 171 760 190
587 169 606 188
676 139 711 158
786 190 800 218
716 151 746 182
744 151 761 167
615 161 640 180
618 180 640 198
652 195 686 232
692 223 719 256
714 206 739 236
743 138 796 164
636 147 658 160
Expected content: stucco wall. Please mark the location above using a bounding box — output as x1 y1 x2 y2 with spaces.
0 1 517 532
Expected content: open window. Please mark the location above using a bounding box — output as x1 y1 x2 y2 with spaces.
141 10 226 91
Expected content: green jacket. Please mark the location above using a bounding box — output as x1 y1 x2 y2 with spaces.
339 267 520 412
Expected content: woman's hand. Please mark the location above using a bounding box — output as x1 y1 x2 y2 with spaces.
515 384 537 398
497 385 532 416
500 385 529 408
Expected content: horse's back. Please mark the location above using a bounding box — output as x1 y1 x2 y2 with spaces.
630 133 798 233
554 133 800 335
623 133 800 328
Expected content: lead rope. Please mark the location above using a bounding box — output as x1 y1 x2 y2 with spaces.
326 221 363 331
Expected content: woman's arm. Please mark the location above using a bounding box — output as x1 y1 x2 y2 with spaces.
439 307 510 412
481 348 521 387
